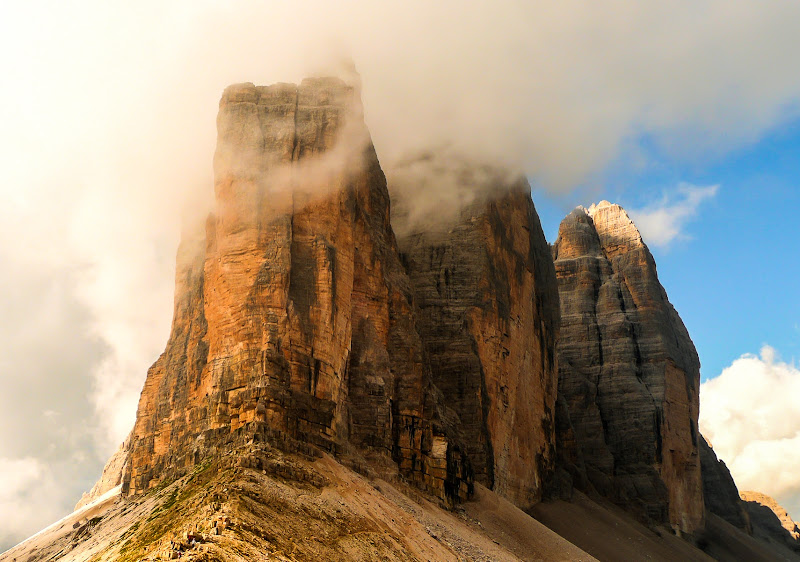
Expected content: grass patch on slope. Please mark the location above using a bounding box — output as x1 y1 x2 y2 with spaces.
115 459 218 562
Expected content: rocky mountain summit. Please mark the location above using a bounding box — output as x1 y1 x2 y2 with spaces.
111 76 562 517
7 77 567 561
5 76 799 562
551 201 704 534
390 155 560 510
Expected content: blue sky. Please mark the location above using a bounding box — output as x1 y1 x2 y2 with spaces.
534 117 800 382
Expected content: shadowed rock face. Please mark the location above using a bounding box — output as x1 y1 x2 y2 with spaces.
741 491 800 555
390 159 560 510
699 435 751 533
552 201 703 534
123 78 473 502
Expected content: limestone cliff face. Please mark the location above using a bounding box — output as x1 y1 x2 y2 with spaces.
124 78 472 502
741 491 800 554
552 201 703 534
699 435 751 533
390 160 560 510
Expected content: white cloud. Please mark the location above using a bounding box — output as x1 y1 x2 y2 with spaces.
0 457 75 549
700 346 800 522
628 183 718 247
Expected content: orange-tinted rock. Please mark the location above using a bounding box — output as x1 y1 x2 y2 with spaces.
99 77 561 516
390 159 560 510
552 201 703 534
123 78 473 503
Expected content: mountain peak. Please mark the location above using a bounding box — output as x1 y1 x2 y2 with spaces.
553 199 703 534
9 81 790 561
586 201 645 256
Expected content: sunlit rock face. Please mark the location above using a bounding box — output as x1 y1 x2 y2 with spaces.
552 201 704 534
390 159 560 510
123 78 473 502
92 76 564 516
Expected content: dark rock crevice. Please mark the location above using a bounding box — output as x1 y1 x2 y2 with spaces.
551 201 703 534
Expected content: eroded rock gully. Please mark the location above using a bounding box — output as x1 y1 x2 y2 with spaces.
551 201 704 534
390 158 560 510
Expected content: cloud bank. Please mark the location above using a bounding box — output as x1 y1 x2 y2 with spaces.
3 0 800 548
0 457 88 551
700 346 800 522
628 183 719 247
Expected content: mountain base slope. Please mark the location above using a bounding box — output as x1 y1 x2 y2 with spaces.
3 431 593 562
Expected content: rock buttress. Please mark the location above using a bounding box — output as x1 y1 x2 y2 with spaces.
123 78 472 503
390 161 560 510
699 434 751 533
552 201 703 534
740 491 800 555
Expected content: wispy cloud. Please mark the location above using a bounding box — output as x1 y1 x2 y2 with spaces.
628 183 718 247
700 346 800 522
0 456 84 549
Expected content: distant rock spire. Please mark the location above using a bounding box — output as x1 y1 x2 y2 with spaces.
552 201 704 534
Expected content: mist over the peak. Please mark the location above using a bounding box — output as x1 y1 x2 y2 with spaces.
387 150 528 239
2 0 800 549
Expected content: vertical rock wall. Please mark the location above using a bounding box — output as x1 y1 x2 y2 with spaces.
391 163 560 510
104 77 563 515
552 201 704 534
124 78 473 502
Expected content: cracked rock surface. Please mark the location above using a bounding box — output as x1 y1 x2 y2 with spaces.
552 201 704 534
390 157 560 511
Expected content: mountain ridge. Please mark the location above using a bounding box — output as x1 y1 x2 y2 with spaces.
3 76 796 562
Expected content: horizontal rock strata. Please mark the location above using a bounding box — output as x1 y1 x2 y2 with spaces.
390 157 560 510
552 201 703 534
123 78 473 503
